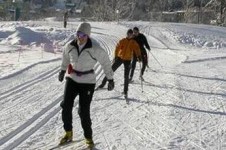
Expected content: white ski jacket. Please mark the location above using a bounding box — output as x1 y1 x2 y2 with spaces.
61 38 113 84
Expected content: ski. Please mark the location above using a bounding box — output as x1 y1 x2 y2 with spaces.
124 94 129 104
126 98 129 104
129 80 134 83
49 140 82 150
49 141 73 150
77 143 97 150
79 147 95 150
94 87 100 91
95 86 105 91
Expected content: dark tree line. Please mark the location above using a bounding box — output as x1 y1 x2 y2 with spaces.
82 0 226 21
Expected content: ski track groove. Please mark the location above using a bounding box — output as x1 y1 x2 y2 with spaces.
93 34 115 57
0 95 63 149
0 77 59 113
0 74 60 121
173 65 226 149
0 81 61 120
102 132 111 150
162 91 209 148
0 58 61 81
94 80 160 148
0 68 60 101
107 80 166 148
206 81 226 148
109 102 166 149
127 62 210 149
143 25 170 50
161 91 211 149
133 87 208 150
0 66 59 96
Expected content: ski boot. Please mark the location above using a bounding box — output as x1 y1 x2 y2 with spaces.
139 75 144 81
98 83 105 89
59 131 73 145
124 93 128 99
85 138 94 149
124 92 129 104
129 77 134 83
95 83 105 91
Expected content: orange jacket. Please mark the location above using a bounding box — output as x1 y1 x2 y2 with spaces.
114 38 141 61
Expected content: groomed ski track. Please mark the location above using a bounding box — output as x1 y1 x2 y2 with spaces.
0 21 226 150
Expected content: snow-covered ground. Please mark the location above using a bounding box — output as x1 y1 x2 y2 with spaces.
1 18 226 150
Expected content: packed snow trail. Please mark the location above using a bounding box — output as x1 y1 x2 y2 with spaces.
0 21 226 149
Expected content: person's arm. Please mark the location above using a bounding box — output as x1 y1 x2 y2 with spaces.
94 46 113 81
95 45 114 90
133 40 141 60
114 39 122 58
58 45 70 82
61 46 70 71
142 34 151 51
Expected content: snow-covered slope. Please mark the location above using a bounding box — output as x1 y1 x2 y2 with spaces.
0 20 226 150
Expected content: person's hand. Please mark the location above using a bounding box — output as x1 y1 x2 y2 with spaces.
113 57 120 63
107 79 115 91
58 70 66 82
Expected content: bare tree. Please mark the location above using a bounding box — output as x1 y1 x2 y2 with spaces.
116 0 136 20
220 0 226 23
84 0 136 21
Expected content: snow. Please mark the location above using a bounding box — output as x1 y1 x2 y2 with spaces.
0 19 226 150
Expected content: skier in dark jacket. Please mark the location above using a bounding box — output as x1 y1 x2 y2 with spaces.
129 27 151 81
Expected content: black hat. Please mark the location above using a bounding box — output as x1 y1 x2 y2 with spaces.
133 27 139 31
127 29 133 34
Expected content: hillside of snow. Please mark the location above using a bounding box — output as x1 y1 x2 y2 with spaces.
0 19 226 150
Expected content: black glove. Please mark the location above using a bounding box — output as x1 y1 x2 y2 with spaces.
58 70 66 82
113 57 120 63
107 79 114 91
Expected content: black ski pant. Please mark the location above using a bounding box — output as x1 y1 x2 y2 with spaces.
130 51 148 80
60 77 95 139
64 21 67 28
100 57 131 94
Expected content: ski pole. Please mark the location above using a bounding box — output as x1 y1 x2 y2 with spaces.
146 50 150 68
139 62 144 93
149 51 163 68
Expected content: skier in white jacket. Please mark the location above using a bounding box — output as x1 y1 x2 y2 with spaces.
58 22 114 148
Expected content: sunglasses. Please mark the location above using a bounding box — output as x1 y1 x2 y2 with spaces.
76 31 87 38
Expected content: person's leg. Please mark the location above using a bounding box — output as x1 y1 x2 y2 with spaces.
60 78 78 131
129 54 137 80
78 83 95 139
64 21 66 28
141 52 148 76
59 78 78 144
98 58 122 88
123 60 131 95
